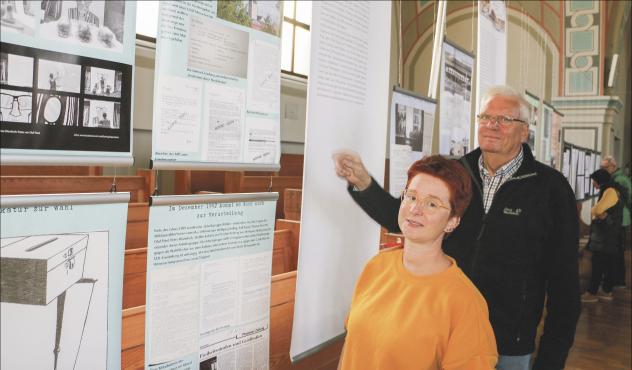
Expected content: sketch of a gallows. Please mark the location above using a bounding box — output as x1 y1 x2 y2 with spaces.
1 234 96 370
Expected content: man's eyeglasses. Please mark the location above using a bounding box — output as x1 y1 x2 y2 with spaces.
400 189 451 215
476 114 527 127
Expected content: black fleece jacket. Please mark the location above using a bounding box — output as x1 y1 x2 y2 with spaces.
348 144 581 370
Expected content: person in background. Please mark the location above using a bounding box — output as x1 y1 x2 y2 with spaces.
600 156 631 289
334 85 580 370
339 156 497 370
98 112 110 128
581 169 624 302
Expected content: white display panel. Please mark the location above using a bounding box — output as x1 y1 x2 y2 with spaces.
1 192 129 370
151 1 282 171
1 1 136 166
145 193 278 370
439 40 474 157
389 88 436 197
474 0 507 149
290 1 392 362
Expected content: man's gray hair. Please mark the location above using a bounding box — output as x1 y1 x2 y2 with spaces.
602 155 617 167
480 85 531 123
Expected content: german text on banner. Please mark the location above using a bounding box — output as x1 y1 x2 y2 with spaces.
145 193 278 370
0 192 130 370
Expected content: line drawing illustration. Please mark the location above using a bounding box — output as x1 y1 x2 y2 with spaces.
1 231 109 370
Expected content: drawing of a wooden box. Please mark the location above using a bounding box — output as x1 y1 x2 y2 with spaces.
1 234 88 305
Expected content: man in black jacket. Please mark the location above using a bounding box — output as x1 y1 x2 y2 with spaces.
334 86 580 370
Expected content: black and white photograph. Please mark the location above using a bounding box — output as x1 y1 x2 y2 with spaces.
449 138 468 157
394 103 424 152
39 0 126 53
394 103 407 145
444 51 472 100
0 52 34 87
84 66 122 97
0 0 37 36
37 58 82 93
35 92 80 126
200 356 218 370
480 0 506 33
1 232 109 370
1 88 32 123
83 99 119 129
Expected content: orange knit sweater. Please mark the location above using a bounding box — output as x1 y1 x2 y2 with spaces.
340 248 497 370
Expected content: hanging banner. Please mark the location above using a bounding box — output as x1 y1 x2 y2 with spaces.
0 1 136 166
389 87 436 197
474 0 507 149
1 192 129 370
550 108 563 170
151 1 282 171
439 40 474 157
524 92 539 158
145 193 278 370
541 103 553 165
592 152 601 196
292 1 391 362
562 143 571 183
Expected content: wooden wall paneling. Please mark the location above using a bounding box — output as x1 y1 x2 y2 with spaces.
123 248 148 309
136 169 156 198
278 154 304 177
191 170 228 193
283 189 302 220
275 219 300 271
0 165 103 176
126 203 149 250
174 170 192 195
272 230 293 275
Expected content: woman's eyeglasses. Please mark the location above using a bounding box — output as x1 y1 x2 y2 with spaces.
400 189 451 215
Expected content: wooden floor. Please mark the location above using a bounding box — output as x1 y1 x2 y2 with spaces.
564 249 632 370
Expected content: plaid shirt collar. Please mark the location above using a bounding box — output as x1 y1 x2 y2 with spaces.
478 147 524 180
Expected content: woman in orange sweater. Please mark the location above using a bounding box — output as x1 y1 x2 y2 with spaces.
339 155 497 370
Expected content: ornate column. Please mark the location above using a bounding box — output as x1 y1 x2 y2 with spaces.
553 0 621 155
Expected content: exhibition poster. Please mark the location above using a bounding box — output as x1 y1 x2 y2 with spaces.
562 146 571 180
0 1 136 165
562 142 601 200
389 87 436 197
550 109 563 170
524 92 539 158
592 153 600 196
151 1 282 170
439 40 473 157
291 1 391 362
576 149 585 198
0 192 129 370
145 193 278 370
570 147 578 194
474 0 507 149
541 103 553 165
